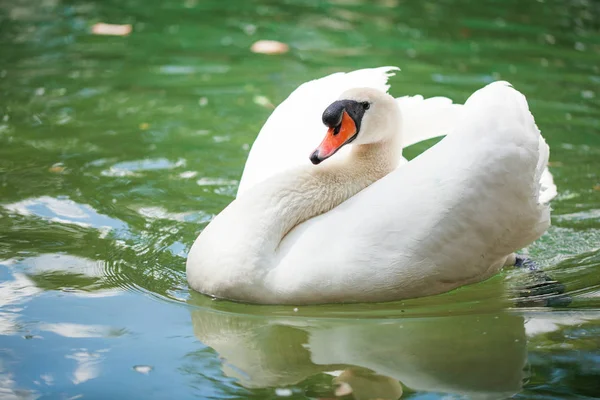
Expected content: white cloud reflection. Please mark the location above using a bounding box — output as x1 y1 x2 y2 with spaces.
3 196 126 231
66 349 109 385
38 323 114 339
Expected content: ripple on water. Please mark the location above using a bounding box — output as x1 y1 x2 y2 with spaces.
0 272 41 335
0 255 128 338
2 196 127 232
157 64 230 75
101 158 186 177
136 206 211 223
523 311 600 337
0 254 123 296
1 197 193 299
195 177 238 186
556 209 600 223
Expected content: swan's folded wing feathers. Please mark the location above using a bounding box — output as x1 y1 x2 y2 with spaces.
237 67 399 196
396 95 463 149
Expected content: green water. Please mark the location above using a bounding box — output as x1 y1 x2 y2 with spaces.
1 0 600 398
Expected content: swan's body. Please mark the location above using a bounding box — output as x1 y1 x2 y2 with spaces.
186 67 556 304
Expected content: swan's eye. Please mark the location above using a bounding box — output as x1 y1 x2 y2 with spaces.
362 101 370 110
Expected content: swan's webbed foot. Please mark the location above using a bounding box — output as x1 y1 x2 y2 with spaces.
514 255 539 271
511 255 571 308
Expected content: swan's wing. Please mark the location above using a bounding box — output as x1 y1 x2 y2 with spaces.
398 91 556 202
397 95 463 148
237 67 399 196
266 81 555 303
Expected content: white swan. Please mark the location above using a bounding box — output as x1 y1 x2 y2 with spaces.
186 66 556 304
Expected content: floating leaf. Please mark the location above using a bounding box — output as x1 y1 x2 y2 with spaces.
250 40 289 55
92 23 132 36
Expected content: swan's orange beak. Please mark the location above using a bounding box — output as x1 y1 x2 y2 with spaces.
310 110 357 165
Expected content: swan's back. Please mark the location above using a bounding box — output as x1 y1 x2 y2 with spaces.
263 81 553 304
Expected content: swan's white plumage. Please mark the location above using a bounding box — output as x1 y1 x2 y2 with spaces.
238 67 462 196
187 67 557 304
394 94 462 148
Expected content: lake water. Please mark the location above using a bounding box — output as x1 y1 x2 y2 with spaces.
1 0 599 398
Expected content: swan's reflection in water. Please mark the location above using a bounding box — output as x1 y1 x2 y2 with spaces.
331 368 403 399
188 294 527 399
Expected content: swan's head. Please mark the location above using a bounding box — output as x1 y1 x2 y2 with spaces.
310 87 400 165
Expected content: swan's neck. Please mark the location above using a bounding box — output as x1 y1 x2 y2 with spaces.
187 139 400 301
271 141 400 238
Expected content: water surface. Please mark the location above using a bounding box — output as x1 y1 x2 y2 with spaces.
1 0 599 398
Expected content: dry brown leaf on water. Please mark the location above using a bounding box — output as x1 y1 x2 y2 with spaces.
92 23 132 36
49 163 65 173
250 40 289 55
593 184 600 191
252 95 275 109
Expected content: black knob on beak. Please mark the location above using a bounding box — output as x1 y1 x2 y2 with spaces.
322 100 366 132
322 101 345 127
